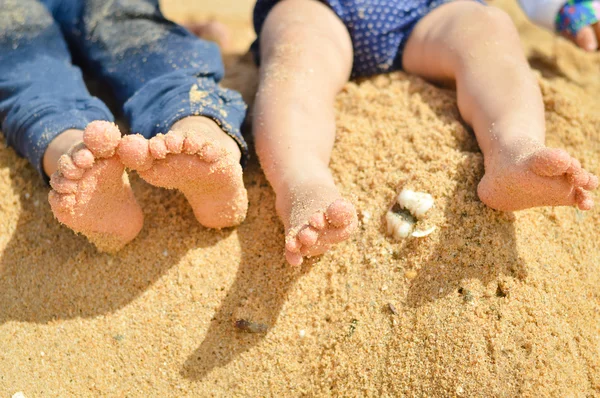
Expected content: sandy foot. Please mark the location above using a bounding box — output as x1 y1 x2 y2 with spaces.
48 121 144 252
478 147 599 211
117 117 247 229
277 182 358 266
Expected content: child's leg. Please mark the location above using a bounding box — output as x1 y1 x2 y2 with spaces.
0 0 143 251
402 2 598 211
253 0 358 266
49 0 249 228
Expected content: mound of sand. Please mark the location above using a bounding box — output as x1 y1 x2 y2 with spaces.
0 0 598 396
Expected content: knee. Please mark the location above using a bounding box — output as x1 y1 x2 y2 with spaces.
457 5 518 38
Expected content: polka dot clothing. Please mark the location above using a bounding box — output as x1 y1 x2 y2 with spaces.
251 0 480 77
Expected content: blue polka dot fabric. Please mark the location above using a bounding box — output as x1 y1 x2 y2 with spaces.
252 0 470 77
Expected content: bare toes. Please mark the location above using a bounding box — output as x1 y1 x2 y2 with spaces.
297 226 319 247
58 154 84 180
83 121 121 158
575 188 594 210
70 146 95 169
183 133 205 154
118 134 153 171
585 174 599 191
285 234 302 254
148 134 168 159
285 250 303 267
325 199 357 228
199 142 222 163
50 173 78 194
164 131 185 153
309 212 327 230
530 148 571 177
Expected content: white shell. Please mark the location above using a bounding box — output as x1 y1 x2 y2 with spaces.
386 211 414 240
411 226 436 238
397 189 434 218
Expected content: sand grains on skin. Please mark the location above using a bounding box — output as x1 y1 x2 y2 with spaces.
478 146 599 211
278 182 358 266
117 118 248 229
48 121 144 252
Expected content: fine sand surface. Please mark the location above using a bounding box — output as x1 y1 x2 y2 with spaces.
1 0 599 396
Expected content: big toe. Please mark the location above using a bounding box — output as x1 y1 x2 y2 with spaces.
83 121 121 158
117 134 153 171
325 199 357 228
530 148 572 177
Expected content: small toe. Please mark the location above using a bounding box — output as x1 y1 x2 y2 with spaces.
183 133 205 155
585 174 599 191
199 142 221 163
309 212 327 230
148 134 168 160
118 134 153 171
530 148 571 177
285 233 302 253
50 173 78 194
285 250 304 267
71 147 95 169
83 121 121 158
325 199 356 228
57 154 85 180
575 187 594 210
297 226 319 247
165 131 185 153
568 169 591 187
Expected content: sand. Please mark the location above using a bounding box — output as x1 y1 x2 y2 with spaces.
1 0 599 396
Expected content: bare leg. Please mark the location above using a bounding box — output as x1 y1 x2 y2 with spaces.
47 122 143 251
117 116 248 229
254 0 358 266
403 2 598 211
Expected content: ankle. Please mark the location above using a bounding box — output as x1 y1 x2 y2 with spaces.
43 129 84 176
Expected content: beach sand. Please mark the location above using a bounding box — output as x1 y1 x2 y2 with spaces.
0 0 598 396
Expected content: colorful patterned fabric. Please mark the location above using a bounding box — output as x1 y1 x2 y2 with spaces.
556 0 600 36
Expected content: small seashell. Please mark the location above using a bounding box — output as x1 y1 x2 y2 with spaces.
397 189 434 218
411 226 436 238
386 210 415 240
360 210 371 224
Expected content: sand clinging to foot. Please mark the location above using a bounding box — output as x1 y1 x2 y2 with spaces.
0 0 598 396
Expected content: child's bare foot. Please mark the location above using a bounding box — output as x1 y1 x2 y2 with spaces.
478 144 599 211
117 116 247 228
48 121 143 251
276 178 357 266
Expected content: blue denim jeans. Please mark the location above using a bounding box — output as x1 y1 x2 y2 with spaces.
0 0 248 179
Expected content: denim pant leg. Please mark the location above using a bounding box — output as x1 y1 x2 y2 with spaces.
47 0 248 163
0 0 114 179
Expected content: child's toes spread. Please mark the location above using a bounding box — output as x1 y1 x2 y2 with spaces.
478 146 598 211
118 118 248 229
280 185 357 266
48 121 143 251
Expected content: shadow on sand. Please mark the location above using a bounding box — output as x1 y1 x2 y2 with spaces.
0 142 233 324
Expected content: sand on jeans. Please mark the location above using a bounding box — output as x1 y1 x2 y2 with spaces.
0 0 598 396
